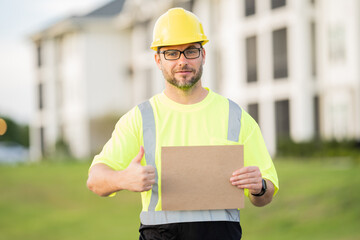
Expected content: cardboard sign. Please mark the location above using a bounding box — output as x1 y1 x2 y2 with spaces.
161 145 244 211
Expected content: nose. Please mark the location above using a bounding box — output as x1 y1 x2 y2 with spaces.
177 52 188 65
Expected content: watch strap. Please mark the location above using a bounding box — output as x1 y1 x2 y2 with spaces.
251 178 267 197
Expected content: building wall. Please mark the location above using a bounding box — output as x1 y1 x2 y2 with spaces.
31 0 360 160
31 20 132 160
83 26 132 155
121 0 360 157
31 38 60 160
217 0 317 155
317 0 360 141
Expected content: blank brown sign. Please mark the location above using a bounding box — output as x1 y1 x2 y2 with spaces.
161 145 244 211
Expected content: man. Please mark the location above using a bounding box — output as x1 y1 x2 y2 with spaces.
87 8 279 240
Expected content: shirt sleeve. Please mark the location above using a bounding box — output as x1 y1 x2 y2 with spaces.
90 106 142 171
241 111 279 197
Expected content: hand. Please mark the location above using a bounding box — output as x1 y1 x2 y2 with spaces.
230 166 263 195
124 146 156 192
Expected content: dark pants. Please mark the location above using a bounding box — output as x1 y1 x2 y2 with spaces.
139 221 242 240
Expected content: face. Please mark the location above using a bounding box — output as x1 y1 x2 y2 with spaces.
155 43 206 90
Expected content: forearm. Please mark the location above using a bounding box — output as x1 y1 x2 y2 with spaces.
248 179 274 207
87 163 126 197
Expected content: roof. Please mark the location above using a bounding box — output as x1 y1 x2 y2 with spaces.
30 0 126 40
84 0 126 17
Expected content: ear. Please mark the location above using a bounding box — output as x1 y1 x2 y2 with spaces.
154 53 162 70
201 47 206 65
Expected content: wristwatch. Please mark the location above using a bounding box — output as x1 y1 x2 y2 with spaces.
251 179 267 197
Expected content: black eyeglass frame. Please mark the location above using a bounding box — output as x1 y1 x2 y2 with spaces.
159 47 203 60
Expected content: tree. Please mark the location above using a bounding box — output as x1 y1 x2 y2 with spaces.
0 116 29 147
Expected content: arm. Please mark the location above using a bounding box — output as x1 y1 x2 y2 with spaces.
230 166 274 207
87 146 155 197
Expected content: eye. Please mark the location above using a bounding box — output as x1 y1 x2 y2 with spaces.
185 49 198 55
165 50 178 57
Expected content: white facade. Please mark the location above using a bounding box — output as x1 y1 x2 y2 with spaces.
317 0 360 140
217 0 319 155
31 0 360 159
30 16 131 160
116 0 360 156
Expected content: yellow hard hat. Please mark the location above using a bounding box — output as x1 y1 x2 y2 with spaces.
150 8 209 51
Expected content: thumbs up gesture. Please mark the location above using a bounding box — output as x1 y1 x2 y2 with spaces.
124 146 156 192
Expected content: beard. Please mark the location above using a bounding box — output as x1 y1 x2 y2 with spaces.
162 64 203 90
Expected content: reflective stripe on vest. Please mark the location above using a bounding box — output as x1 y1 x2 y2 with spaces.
138 101 159 211
138 98 242 225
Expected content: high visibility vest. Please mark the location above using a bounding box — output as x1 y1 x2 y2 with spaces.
138 99 242 225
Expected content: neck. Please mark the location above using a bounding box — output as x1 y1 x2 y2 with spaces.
164 81 208 104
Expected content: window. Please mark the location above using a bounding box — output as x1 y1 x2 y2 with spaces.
245 0 256 16
37 42 42 67
311 22 317 77
275 99 290 140
328 24 346 63
313 96 320 138
40 127 45 157
246 36 258 83
271 0 286 9
272 28 288 79
142 20 152 50
248 103 259 123
177 0 195 11
38 83 44 110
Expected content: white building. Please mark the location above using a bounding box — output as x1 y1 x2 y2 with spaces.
216 0 360 155
30 0 360 159
116 0 360 156
30 0 130 159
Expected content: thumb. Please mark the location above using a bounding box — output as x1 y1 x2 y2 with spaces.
132 146 144 164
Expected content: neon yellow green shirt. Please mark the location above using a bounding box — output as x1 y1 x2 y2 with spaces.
91 89 279 211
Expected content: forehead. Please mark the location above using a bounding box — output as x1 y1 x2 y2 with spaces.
160 42 201 51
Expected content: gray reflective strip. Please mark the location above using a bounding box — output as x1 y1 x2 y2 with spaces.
140 209 240 225
227 99 242 142
138 101 158 211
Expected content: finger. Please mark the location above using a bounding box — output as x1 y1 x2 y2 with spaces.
148 178 156 185
234 183 262 190
146 173 156 181
231 178 261 186
232 166 259 176
132 146 145 164
230 171 261 182
144 165 156 173
139 185 153 192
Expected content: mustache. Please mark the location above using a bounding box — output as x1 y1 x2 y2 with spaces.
174 66 194 72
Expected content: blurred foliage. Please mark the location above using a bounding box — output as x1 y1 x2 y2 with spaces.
47 138 72 161
276 138 360 163
0 116 29 147
89 113 123 155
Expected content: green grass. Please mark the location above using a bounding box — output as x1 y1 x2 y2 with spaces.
0 161 142 240
0 158 359 240
242 158 360 240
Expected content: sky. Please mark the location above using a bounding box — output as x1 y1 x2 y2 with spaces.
0 0 110 124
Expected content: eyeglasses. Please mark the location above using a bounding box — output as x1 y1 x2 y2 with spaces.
159 48 202 60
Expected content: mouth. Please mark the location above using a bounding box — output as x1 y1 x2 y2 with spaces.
175 69 193 74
